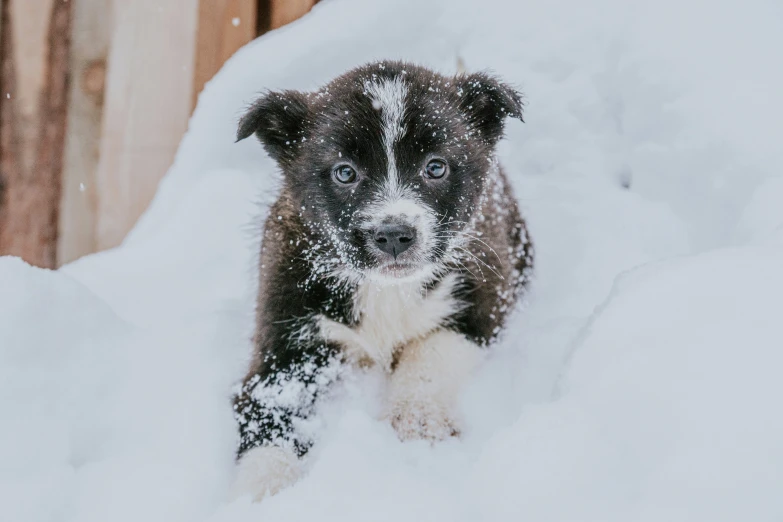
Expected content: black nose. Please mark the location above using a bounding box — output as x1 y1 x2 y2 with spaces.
373 224 417 259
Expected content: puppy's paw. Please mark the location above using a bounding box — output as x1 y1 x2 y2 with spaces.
388 400 460 442
230 445 301 502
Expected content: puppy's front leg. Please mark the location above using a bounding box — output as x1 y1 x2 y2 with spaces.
231 331 342 501
385 329 484 441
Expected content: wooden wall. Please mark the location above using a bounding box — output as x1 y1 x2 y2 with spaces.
0 0 317 267
193 0 258 111
94 0 200 251
0 0 72 269
57 0 111 264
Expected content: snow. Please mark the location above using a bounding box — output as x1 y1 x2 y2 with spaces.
2 0 783 520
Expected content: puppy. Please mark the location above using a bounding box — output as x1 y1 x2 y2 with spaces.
232 61 533 500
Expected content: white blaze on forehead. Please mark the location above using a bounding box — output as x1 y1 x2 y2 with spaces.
361 78 441 268
365 78 408 197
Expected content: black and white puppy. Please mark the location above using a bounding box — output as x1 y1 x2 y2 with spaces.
232 61 533 500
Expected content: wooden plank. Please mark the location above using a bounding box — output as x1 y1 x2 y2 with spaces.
95 0 199 251
193 0 257 110
0 0 71 268
269 0 316 30
57 0 112 266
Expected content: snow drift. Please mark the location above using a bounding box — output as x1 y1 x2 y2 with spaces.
2 0 783 521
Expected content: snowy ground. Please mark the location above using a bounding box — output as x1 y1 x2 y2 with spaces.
3 0 783 520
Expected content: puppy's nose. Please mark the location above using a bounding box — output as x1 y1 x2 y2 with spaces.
373 224 416 259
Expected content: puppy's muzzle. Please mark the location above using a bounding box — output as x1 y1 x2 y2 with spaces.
373 224 417 259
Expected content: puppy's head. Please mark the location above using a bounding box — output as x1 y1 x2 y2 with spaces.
238 61 523 284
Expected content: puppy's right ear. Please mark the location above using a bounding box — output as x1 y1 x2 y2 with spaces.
236 90 310 163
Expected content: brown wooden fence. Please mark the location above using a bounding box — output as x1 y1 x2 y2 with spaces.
0 0 316 268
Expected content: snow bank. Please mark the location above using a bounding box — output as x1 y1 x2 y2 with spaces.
474 243 783 522
2 0 782 521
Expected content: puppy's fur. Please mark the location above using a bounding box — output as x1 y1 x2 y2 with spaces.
232 61 533 498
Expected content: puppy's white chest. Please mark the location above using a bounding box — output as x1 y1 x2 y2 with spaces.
319 275 462 370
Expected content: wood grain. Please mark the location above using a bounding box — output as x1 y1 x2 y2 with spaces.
0 0 71 268
95 0 199 251
193 0 257 109
57 0 112 266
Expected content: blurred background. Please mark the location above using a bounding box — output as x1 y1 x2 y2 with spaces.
0 0 317 269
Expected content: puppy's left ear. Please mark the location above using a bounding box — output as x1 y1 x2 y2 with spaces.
236 90 310 164
456 72 524 145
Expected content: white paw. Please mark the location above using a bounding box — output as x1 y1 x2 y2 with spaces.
384 330 482 442
230 446 301 502
387 399 460 442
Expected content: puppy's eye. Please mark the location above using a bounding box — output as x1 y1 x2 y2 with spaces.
333 165 357 184
424 159 448 179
